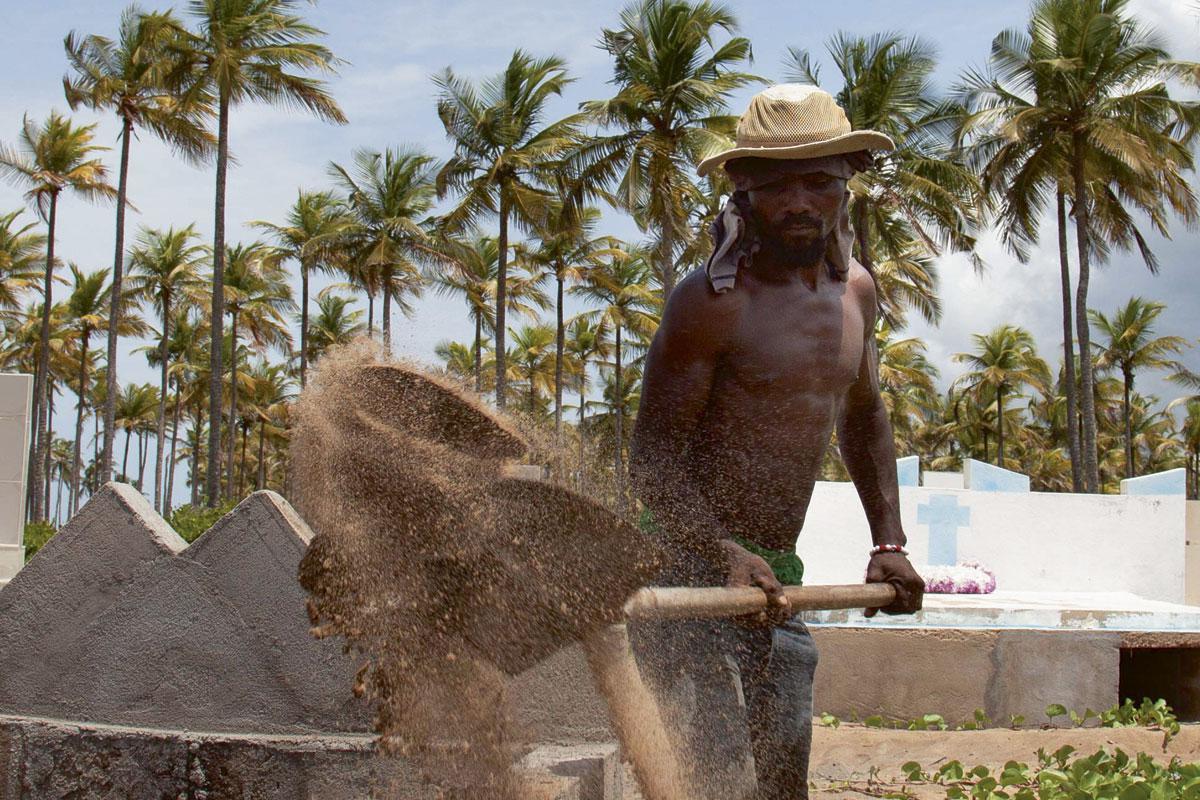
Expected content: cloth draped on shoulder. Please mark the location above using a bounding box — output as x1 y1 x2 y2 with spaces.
704 155 862 294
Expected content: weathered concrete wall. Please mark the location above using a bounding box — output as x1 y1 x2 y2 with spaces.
0 715 425 800
0 373 32 584
809 627 1122 725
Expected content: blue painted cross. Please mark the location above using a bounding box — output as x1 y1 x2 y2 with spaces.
917 494 971 566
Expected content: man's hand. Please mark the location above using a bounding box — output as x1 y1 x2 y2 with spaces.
864 553 924 617
720 539 791 626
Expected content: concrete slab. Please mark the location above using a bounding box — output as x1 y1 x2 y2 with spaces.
806 590 1200 631
521 744 621 800
0 483 187 714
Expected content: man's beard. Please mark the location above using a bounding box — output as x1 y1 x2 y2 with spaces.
759 228 830 268
792 233 828 267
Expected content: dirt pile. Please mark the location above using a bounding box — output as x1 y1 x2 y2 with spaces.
291 343 661 798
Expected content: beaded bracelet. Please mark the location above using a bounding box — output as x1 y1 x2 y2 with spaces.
869 543 908 557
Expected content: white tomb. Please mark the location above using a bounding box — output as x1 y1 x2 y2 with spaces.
0 373 32 586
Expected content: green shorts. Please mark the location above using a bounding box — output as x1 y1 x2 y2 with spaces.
637 508 804 586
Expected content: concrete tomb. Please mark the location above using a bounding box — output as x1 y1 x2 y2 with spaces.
0 372 32 585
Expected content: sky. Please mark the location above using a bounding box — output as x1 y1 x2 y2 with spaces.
1 0 1198 507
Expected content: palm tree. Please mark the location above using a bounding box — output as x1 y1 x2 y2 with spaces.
152 309 208 512
564 315 612 490
63 6 215 487
220 241 293 497
244 360 293 492
63 264 146 516
0 209 45 313
579 0 759 300
304 291 364 366
1089 298 1187 478
1178 399 1200 499
328 148 435 351
114 381 157 484
253 189 352 388
572 247 658 510
435 339 483 385
506 323 559 415
526 202 608 432
426 231 549 392
187 0 345 506
434 50 582 407
0 112 115 521
126 224 206 511
957 0 1197 492
953 325 1050 468
876 325 941 455
785 32 981 275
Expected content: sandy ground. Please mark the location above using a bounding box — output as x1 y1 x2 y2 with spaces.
621 723 1200 799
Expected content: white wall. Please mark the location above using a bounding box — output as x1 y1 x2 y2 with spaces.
797 481 1187 603
0 373 32 583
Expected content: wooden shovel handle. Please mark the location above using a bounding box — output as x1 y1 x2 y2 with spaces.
623 583 898 621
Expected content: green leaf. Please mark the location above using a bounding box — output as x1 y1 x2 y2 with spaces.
1045 703 1068 719
865 715 885 728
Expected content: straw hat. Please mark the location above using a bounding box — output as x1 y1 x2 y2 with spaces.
696 84 894 177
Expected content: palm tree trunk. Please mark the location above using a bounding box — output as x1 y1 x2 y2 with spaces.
43 385 54 518
256 418 266 490
225 311 239 498
165 381 182 516
366 289 374 334
153 292 171 513
54 464 64 526
122 427 131 482
29 191 59 522
299 261 310 389
239 423 249 497
1057 191 1082 492
554 269 564 434
91 405 100 495
101 115 133 485
660 213 676 302
190 411 202 507
137 429 149 491
578 369 587 492
996 386 1004 468
382 268 392 353
1123 367 1134 479
495 192 509 408
70 327 90 518
1072 139 1100 492
207 90 230 507
614 326 623 513
473 313 483 393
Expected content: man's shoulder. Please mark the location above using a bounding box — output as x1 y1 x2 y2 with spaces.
657 268 743 351
670 268 745 314
844 259 879 320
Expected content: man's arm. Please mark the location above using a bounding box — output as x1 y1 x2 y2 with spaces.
837 268 923 615
630 274 789 620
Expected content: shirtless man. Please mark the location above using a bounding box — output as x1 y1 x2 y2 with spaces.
628 85 925 799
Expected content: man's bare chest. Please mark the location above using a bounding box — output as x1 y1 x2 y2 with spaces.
722 282 865 397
